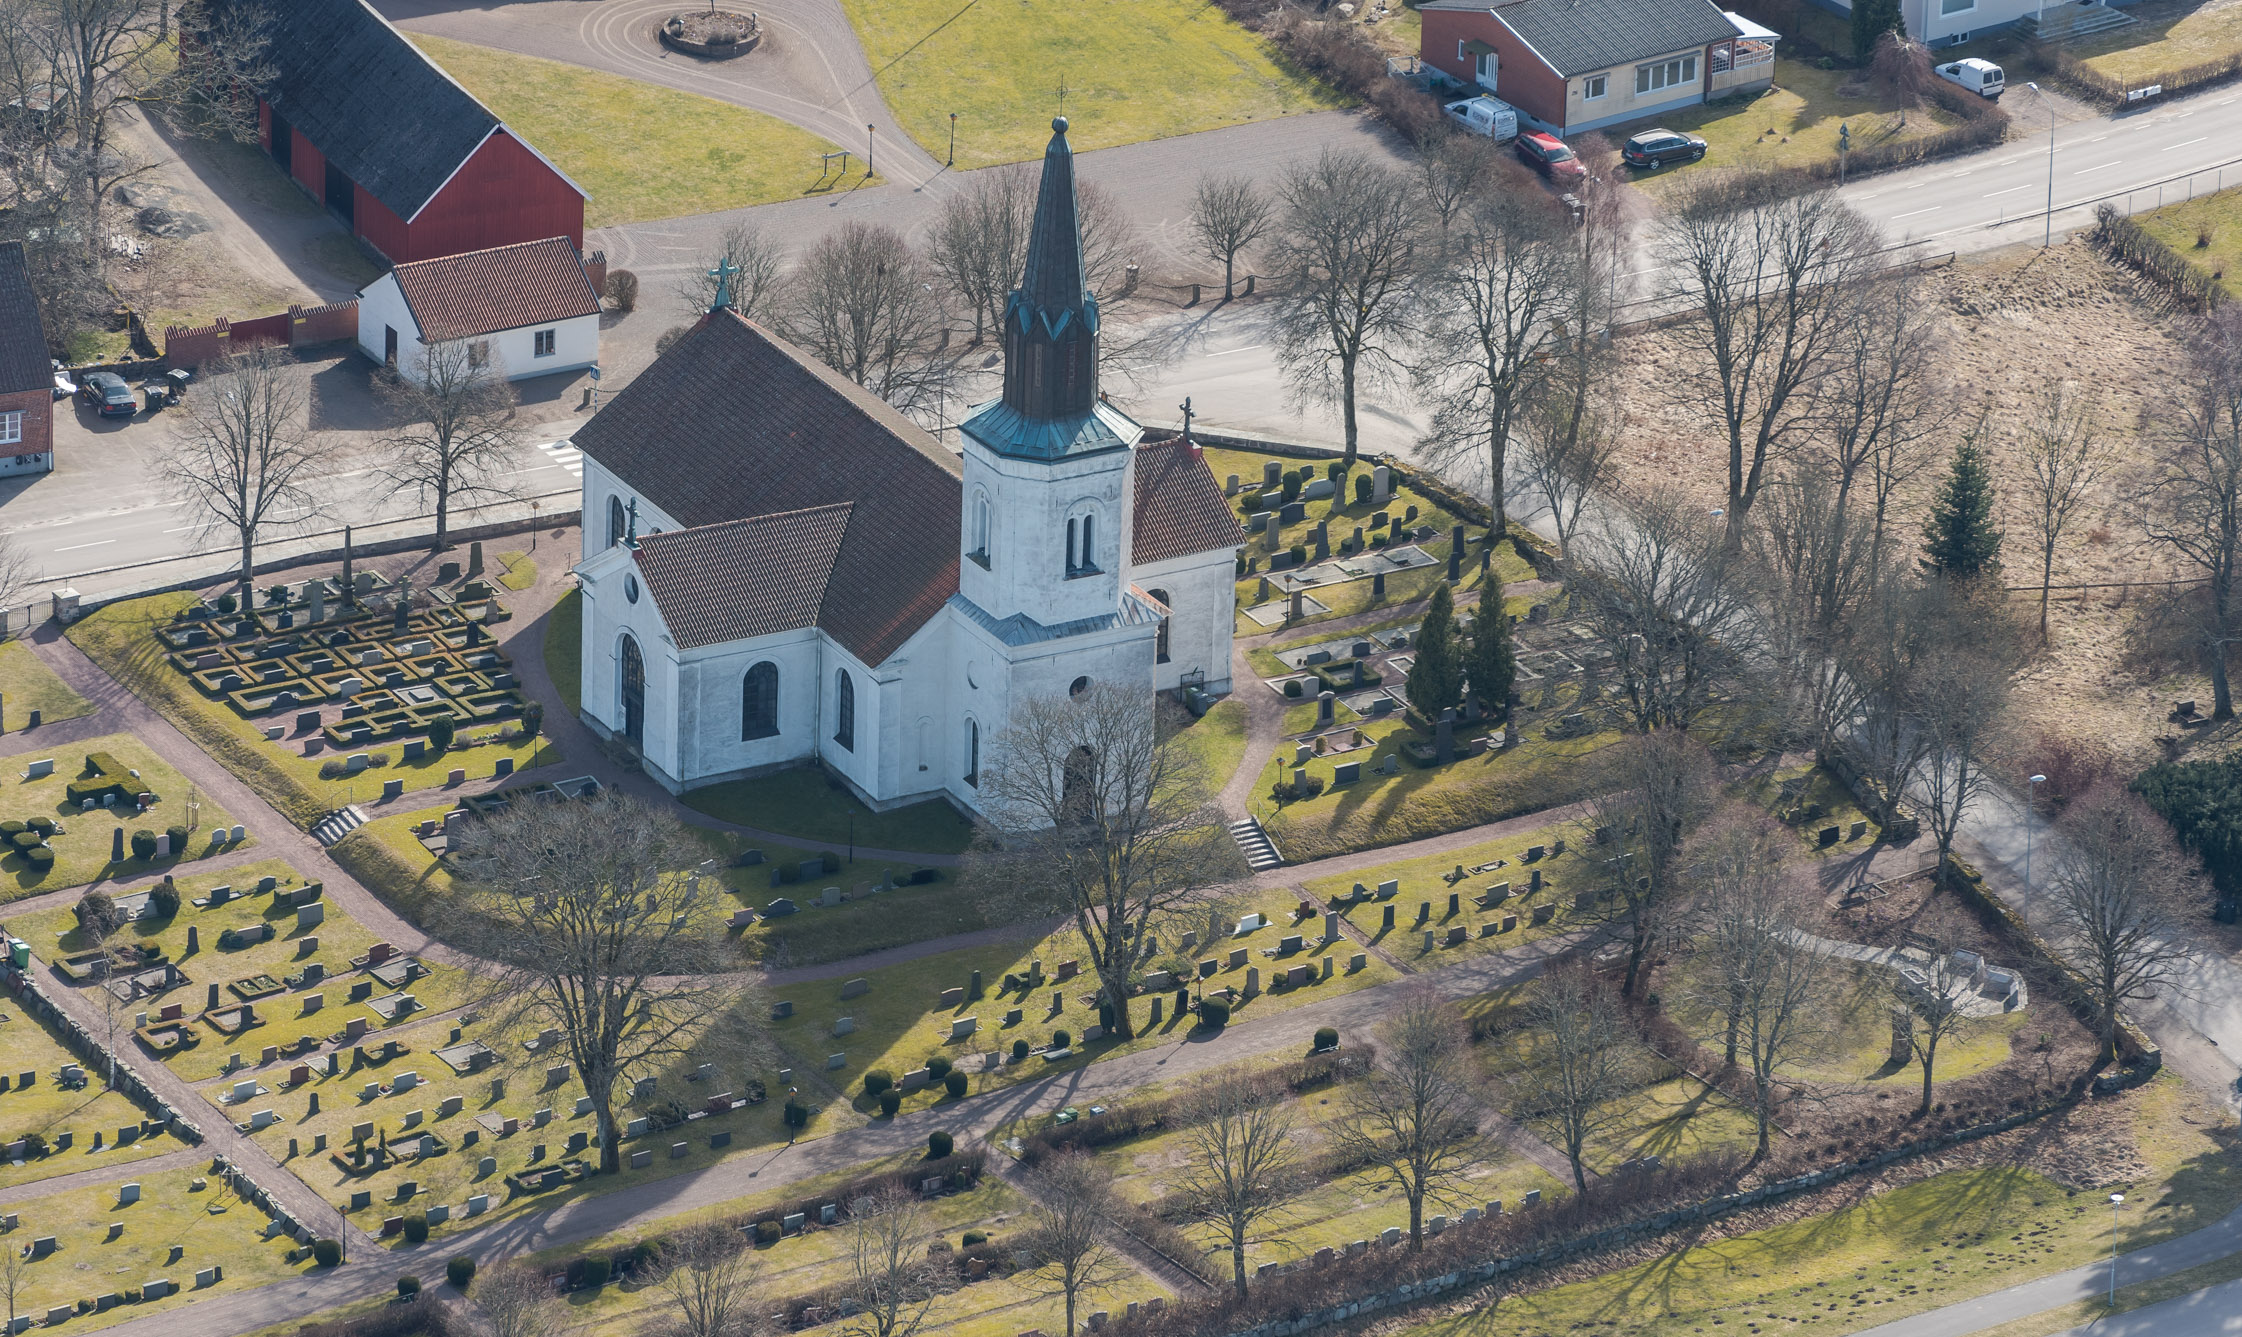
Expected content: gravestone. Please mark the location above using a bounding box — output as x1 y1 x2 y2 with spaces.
840 978 870 1000
1243 967 1261 998
833 1016 855 1036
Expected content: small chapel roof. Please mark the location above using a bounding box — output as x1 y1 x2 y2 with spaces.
632 504 853 651
1133 439 1245 565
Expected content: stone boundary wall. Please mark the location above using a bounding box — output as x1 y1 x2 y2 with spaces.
0 960 204 1145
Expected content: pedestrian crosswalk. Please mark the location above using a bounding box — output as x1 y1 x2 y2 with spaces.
535 437 584 480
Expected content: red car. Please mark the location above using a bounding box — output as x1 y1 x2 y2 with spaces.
1515 132 1587 183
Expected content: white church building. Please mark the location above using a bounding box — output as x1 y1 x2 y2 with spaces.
570 117 1243 813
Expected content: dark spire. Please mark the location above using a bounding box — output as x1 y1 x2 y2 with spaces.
1000 116 1098 421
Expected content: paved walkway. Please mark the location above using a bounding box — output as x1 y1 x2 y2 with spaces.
0 1147 203 1209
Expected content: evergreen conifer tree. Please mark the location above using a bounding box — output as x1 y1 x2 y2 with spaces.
1407 582 1465 721
1920 435 2004 580
1465 572 1516 719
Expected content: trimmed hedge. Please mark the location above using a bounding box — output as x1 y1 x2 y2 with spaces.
2090 202 2225 312
2032 36 2242 108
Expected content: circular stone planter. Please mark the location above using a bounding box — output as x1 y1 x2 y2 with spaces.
659 9 762 58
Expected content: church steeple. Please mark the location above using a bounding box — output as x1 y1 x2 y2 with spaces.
999 116 1099 425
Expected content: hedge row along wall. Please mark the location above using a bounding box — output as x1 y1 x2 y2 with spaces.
2090 202 2227 312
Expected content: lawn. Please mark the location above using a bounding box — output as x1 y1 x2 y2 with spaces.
836 0 1346 170
1778 959 2031 1089
544 587 583 718
8 858 482 1082
2074 0 2242 82
766 882 1400 1120
1742 760 1881 854
67 592 562 830
2132 187 2242 297
0 639 94 730
682 769 978 856
406 35 875 227
1301 819 1598 966
0 733 251 901
1254 682 1619 864
494 551 537 592
0 1165 313 1330
0 998 181 1192
1578 1076 1760 1173
1626 59 1960 189
1169 697 1248 794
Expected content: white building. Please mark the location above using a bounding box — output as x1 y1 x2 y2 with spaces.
355 236 600 384
570 118 1243 814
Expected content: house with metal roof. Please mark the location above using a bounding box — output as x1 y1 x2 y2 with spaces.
567 119 1242 809
1421 0 1774 136
225 0 586 263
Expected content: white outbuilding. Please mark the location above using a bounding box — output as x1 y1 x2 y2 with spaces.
355 235 600 384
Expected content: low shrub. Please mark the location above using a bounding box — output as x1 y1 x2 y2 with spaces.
783 1098 810 1129
927 1130 954 1159
755 1219 781 1244
2092 203 2224 312
605 269 640 312
426 716 456 752
1288 544 1308 566
130 829 157 861
73 889 121 936
863 1069 894 1097
446 1254 475 1290
1270 774 1327 805
215 592 237 614
1199 998 1232 1029
1355 474 1373 504
944 1070 969 1098
22 846 51 868
402 1211 428 1244
1052 1029 1071 1050
962 1230 988 1247
1011 1038 1030 1061
312 1238 342 1267
579 1256 612 1289
396 1275 421 1299
1283 678 1304 698
878 1090 901 1117
164 824 188 851
1313 1026 1340 1052
148 880 180 919
924 1055 953 1081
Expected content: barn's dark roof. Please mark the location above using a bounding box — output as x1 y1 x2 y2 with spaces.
0 241 48 394
255 0 527 221
1133 440 1244 566
575 311 963 666
1424 0 1739 76
388 237 599 341
634 505 854 652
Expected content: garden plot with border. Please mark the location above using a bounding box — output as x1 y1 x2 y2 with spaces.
8 859 476 1082
0 1165 314 1333
225 1003 801 1241
0 997 182 1192
0 735 249 900
68 584 560 829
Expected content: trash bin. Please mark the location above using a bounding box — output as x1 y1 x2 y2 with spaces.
143 384 165 412
166 368 191 401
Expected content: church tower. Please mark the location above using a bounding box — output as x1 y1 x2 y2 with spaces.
956 117 1142 630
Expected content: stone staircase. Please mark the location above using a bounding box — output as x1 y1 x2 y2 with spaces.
309 805 367 847
1229 816 1282 871
2017 2 2138 43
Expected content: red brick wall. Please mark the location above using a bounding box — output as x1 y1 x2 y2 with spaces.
0 387 53 471
1418 8 1570 131
289 301 358 347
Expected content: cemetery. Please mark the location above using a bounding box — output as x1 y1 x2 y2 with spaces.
0 998 180 1193
0 1166 313 1329
67 588 562 827
0 638 95 732
0 734 248 897
1304 821 1600 966
1746 761 1885 854
768 885 1404 1119
8 858 473 1081
224 1006 798 1235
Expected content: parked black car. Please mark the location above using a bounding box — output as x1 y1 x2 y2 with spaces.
79 370 136 417
1622 128 1708 169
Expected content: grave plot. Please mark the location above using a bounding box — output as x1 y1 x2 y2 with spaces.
0 1165 312 1331
1745 761 1885 853
0 735 248 899
1302 821 1594 967
0 999 180 1192
1771 958 2032 1089
67 590 562 827
768 887 1402 1121
226 1007 797 1238
10 859 475 1082
0 638 93 730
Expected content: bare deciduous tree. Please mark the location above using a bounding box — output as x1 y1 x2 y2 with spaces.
1510 966 1643 1195
651 1218 759 1337
476 1261 569 1337
1172 1073 1300 1296
1328 990 1485 1247
1816 269 1943 585
0 1239 32 1337
1751 466 1876 756
681 220 787 319
977 682 1243 1040
1887 946 1979 1114
2139 305 2242 720
1018 1153 1131 1336
2018 382 2117 641
929 163 1035 341
443 790 756 1174
375 338 522 553
779 220 957 420
1655 173 1881 550
1076 180 1134 301
1578 729 1719 996
1512 391 1620 564
843 1186 939 1337
1413 188 1574 537
162 343 337 602
1412 129 1496 243
1187 172 1272 301
0 532 38 630
1915 608 2018 873
1269 149 1418 464
2044 784 2198 1063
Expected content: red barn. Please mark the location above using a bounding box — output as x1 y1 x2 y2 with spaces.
244 0 585 264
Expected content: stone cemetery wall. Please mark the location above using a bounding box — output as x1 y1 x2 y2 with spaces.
1 959 203 1145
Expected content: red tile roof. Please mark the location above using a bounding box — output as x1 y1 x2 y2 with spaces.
387 236 599 342
633 505 853 651
1133 439 1244 565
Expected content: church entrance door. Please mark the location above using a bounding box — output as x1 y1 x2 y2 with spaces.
620 634 646 744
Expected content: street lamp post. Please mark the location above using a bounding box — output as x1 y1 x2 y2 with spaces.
948 112 957 167
2028 82 2054 247
2025 774 2046 917
867 124 876 177
2109 1193 2126 1305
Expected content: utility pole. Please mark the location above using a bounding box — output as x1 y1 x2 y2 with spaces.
2025 773 2045 918
2028 83 2055 247
949 112 958 167
867 124 876 177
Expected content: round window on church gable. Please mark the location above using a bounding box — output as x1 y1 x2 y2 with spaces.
1069 675 1090 698
624 574 640 604
966 663 979 690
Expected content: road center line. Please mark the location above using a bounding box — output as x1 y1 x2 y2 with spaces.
2163 137 2209 151
54 540 115 552
2074 161 2122 174
1889 206 1941 220
1984 184 2035 198
1207 345 1267 357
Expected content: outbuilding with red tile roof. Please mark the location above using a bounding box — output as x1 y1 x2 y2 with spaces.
355 236 600 384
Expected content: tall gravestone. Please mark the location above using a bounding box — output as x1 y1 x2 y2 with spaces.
392 579 412 635
1448 526 1465 582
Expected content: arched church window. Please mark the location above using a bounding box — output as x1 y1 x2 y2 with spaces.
742 662 779 740
970 492 991 567
834 669 855 752
607 495 626 549
964 718 980 788
1066 512 1098 577
1149 588 1172 664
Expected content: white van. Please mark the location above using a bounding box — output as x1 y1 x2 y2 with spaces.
1936 58 2004 99
1443 95 1519 142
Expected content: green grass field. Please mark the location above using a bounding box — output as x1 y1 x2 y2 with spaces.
1626 60 1959 189
682 770 978 856
836 0 1346 169
0 639 94 730
0 998 181 1192
494 551 537 592
407 35 876 227
67 592 560 830
2074 0 2242 82
1169 697 1248 794
544 588 583 718
2133 187 2242 298
0 733 251 901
